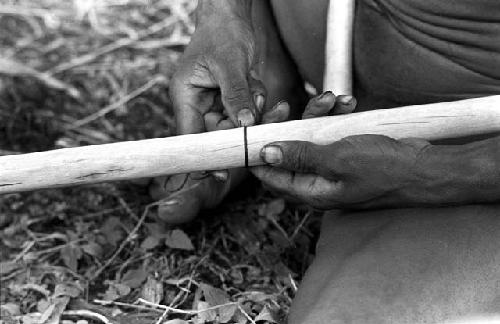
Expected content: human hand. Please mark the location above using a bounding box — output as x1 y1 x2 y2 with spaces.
170 6 263 134
252 135 431 209
150 100 291 224
251 93 433 209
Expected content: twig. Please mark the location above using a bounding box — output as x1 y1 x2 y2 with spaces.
289 210 312 242
63 309 112 324
155 309 170 324
0 5 67 17
67 75 166 129
13 241 35 262
137 298 239 315
116 197 140 222
30 238 86 257
47 16 178 75
237 304 257 324
93 299 163 313
0 58 80 99
89 203 155 281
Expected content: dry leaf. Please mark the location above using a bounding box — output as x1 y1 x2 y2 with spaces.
37 299 51 313
165 229 194 251
0 261 21 276
101 217 125 247
40 296 70 324
121 267 148 288
81 242 103 258
20 313 43 324
140 276 164 303
195 301 217 323
60 244 83 272
0 303 21 316
164 320 189 324
254 306 278 323
200 284 236 323
54 283 82 298
141 235 161 250
260 199 285 219
103 281 131 301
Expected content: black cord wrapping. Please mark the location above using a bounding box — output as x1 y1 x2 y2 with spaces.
243 126 249 168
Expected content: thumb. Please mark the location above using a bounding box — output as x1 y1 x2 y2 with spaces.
260 141 324 174
213 64 256 127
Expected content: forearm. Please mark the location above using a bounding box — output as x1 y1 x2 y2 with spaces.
407 135 500 205
196 0 252 24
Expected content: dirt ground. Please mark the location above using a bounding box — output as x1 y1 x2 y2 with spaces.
0 1 320 323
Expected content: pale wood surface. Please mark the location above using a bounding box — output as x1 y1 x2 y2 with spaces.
1 96 499 193
323 0 355 95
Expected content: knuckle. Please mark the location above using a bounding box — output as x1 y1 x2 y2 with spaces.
223 84 250 107
291 143 312 171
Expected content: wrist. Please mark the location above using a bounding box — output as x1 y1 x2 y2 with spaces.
196 0 252 25
405 140 500 205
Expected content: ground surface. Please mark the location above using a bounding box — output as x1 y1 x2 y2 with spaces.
0 1 320 323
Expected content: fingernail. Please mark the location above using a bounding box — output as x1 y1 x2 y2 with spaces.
339 95 354 105
212 170 229 182
161 199 179 206
261 145 283 164
254 94 265 112
237 109 255 127
318 91 334 101
274 100 289 111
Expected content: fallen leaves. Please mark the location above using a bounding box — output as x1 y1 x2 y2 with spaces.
60 243 83 272
140 276 164 304
165 229 195 251
199 284 237 323
102 281 131 301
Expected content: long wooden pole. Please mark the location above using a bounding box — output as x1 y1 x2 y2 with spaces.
323 0 355 94
1 95 499 194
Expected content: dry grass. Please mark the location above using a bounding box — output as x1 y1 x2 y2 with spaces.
0 1 320 323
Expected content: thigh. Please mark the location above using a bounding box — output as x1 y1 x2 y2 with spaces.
270 0 328 91
289 205 500 324
251 0 307 116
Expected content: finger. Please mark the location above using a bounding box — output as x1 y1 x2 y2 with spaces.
170 72 208 135
302 91 336 119
156 193 202 224
204 112 234 131
215 119 235 130
260 141 325 174
248 72 266 115
400 137 431 150
261 100 290 124
332 95 357 115
204 112 225 131
213 64 256 127
212 170 229 182
151 170 243 224
251 166 340 203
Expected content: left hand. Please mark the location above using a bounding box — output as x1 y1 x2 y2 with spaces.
251 95 433 209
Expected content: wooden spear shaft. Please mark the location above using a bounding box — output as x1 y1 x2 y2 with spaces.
1 95 499 194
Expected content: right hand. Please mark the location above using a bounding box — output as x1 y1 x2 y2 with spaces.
169 13 264 134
